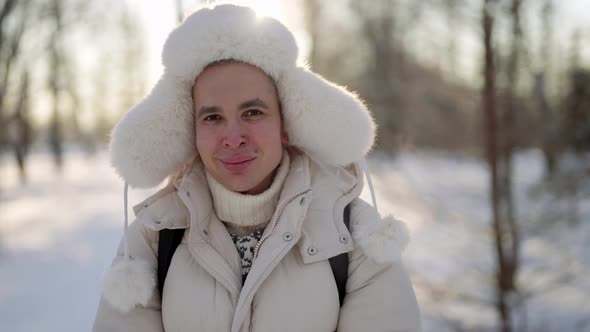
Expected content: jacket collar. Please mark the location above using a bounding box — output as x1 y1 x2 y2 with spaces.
133 148 364 263
132 183 189 230
297 157 363 263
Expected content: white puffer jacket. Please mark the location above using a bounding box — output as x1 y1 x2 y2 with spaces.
93 149 421 332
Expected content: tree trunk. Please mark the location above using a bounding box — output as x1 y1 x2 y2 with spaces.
13 72 32 184
49 0 64 172
502 0 521 279
482 1 512 331
538 0 557 178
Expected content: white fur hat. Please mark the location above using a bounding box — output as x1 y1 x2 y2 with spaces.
109 4 376 188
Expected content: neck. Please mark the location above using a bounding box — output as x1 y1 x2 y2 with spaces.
206 151 290 235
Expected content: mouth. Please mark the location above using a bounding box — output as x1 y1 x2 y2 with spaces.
220 157 256 173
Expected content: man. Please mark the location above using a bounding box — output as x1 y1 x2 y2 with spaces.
94 4 421 332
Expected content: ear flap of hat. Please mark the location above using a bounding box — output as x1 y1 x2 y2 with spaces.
278 67 376 166
110 74 195 188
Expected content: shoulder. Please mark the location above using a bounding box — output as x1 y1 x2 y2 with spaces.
117 184 190 259
349 198 410 264
132 183 190 232
99 186 188 313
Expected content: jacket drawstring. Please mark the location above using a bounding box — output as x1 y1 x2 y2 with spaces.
360 159 379 215
123 182 130 259
101 181 156 313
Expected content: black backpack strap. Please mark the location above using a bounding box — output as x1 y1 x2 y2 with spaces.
157 228 185 296
329 203 351 307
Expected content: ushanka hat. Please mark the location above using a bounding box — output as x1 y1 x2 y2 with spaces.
110 4 375 188
102 4 409 313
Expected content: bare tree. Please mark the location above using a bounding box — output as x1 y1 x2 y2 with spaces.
0 0 28 149
0 0 36 189
9 71 32 184
2 0 93 172
497 0 522 310
495 1 524 328
0 0 153 188
482 1 518 331
119 5 147 113
92 51 111 144
535 0 559 178
349 0 407 150
47 0 66 172
0 0 18 129
43 0 106 168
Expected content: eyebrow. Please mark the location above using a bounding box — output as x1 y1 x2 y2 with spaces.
239 98 269 110
198 105 222 116
198 98 269 117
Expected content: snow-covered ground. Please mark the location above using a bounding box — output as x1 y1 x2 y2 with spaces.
367 150 590 332
1 148 588 331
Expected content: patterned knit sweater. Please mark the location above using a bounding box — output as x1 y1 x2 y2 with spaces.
229 229 265 283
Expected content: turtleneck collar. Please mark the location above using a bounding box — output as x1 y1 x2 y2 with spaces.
205 151 290 236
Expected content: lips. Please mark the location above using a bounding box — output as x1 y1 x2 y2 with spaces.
220 156 256 173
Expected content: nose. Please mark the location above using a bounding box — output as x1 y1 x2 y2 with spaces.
222 124 248 149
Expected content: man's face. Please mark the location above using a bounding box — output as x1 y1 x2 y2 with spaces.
193 62 287 194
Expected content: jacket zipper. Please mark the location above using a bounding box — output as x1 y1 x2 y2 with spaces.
253 188 311 260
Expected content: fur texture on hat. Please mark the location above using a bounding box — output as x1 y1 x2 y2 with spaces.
109 4 376 188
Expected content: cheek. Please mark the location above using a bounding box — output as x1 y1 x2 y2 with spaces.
263 120 283 145
257 119 283 145
252 132 278 152
195 127 217 157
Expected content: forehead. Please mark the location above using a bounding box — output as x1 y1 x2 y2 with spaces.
192 62 278 105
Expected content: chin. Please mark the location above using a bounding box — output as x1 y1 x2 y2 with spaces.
225 182 248 192
221 176 258 193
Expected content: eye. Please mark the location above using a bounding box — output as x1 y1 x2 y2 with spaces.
203 114 222 122
243 109 263 117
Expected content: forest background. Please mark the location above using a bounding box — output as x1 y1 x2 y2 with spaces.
1 0 589 331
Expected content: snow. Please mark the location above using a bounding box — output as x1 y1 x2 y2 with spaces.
1 148 589 331
0 148 155 332
362 149 590 331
